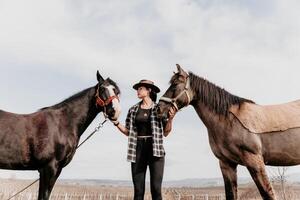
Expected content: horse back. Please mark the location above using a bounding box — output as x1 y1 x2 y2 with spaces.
0 109 73 169
230 100 300 133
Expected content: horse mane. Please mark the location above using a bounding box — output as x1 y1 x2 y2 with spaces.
40 78 120 111
188 72 254 116
40 86 96 110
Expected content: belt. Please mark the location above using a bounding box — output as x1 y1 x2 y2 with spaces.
137 136 152 139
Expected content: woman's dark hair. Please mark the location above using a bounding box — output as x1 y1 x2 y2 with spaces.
144 87 157 102
149 90 157 102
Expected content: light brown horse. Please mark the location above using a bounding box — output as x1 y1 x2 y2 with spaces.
157 64 300 200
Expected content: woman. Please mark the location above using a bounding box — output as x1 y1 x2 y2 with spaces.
111 79 175 200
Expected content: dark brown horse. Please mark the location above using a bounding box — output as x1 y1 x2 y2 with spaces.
0 71 121 200
157 64 298 200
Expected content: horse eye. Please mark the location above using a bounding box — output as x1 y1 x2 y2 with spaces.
99 87 107 97
171 84 178 91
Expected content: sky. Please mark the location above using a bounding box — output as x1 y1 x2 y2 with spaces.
1 0 300 182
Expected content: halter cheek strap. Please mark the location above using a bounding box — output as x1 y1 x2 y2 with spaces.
160 76 191 111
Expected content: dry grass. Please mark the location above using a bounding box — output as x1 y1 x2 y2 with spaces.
0 179 300 199
238 183 300 200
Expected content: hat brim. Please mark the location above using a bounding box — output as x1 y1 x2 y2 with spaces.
133 83 160 93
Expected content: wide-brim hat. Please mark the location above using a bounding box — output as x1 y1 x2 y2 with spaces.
133 79 160 93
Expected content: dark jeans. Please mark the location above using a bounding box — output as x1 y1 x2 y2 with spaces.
131 138 165 200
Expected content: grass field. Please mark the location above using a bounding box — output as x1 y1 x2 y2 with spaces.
1 179 300 199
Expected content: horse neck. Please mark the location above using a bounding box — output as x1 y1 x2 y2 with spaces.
191 100 223 129
54 86 99 137
188 72 247 130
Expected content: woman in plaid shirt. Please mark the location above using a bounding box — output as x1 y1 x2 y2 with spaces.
112 79 175 200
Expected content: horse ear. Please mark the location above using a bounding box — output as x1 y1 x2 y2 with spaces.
97 70 105 83
176 64 187 75
176 64 183 73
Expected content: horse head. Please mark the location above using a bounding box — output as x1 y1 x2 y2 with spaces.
157 64 194 120
95 71 121 121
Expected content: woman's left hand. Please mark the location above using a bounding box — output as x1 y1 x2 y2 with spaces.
168 107 176 120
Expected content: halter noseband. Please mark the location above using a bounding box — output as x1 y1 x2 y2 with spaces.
160 76 191 111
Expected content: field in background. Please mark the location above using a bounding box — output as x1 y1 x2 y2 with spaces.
1 179 300 199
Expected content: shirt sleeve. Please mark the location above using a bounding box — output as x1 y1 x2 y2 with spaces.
152 104 167 129
125 108 131 130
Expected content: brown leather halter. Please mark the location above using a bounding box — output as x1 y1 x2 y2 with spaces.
159 76 191 111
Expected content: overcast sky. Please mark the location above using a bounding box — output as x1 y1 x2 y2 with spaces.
1 0 300 182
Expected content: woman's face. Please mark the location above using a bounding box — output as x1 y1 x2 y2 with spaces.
137 86 151 99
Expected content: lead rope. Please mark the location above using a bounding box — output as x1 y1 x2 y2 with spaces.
77 119 107 148
6 117 108 200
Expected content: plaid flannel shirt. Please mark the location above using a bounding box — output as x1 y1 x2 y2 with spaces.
126 102 166 163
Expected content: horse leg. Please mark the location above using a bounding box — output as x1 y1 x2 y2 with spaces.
219 160 238 200
243 152 276 200
38 161 62 200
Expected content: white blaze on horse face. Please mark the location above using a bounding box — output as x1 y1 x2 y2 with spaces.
106 85 121 120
